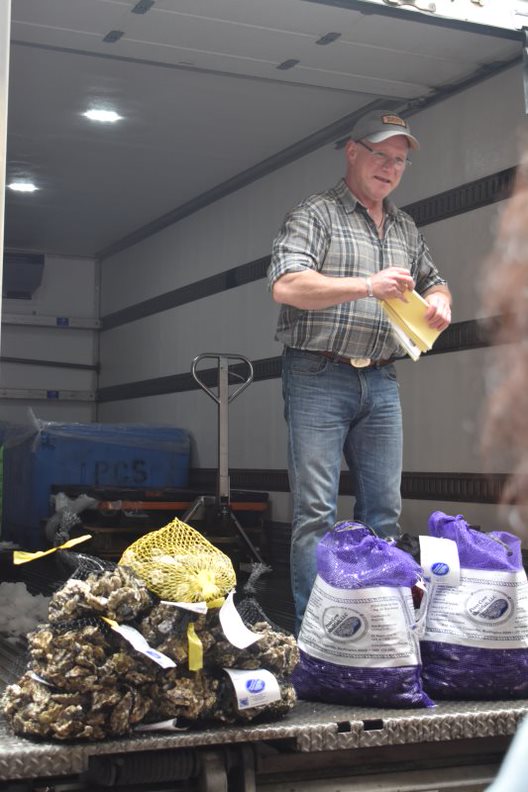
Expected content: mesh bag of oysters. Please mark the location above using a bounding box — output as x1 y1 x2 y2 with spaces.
2 519 299 741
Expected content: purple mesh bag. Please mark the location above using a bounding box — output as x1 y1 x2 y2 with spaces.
421 511 528 700
292 521 433 708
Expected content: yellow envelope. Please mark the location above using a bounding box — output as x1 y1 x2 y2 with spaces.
381 290 441 355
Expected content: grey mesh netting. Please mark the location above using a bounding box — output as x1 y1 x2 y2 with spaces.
420 511 528 700
292 521 433 708
235 563 289 633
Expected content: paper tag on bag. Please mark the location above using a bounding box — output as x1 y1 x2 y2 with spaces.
160 599 208 614
419 535 461 586
134 719 188 733
219 591 263 649
102 618 176 669
223 668 281 710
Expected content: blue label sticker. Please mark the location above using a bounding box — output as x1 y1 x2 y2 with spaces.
56 317 70 327
245 678 265 694
46 391 59 400
431 562 450 576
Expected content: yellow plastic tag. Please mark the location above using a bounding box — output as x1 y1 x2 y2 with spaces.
207 597 225 610
187 621 203 671
13 534 92 565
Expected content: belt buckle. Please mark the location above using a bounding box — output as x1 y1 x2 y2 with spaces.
350 358 371 368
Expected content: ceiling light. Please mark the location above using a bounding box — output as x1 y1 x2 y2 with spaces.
83 109 123 123
8 182 38 193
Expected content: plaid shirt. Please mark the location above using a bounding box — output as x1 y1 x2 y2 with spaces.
268 179 447 360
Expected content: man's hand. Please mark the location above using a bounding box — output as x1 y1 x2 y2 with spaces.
424 291 451 331
370 267 415 301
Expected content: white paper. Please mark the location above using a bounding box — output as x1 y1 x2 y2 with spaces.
29 671 52 686
219 591 263 649
419 535 461 586
388 319 421 361
297 575 420 668
223 668 281 710
103 619 176 669
134 719 188 732
160 599 208 614
423 568 528 649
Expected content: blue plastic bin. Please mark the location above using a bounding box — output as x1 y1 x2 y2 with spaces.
2 421 191 549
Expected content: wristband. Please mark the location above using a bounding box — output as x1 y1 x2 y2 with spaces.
365 277 374 298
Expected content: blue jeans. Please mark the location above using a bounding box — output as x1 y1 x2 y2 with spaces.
282 347 403 633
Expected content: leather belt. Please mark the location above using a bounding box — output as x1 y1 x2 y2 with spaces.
319 351 393 369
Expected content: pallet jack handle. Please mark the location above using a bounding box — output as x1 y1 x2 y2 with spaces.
187 353 264 564
190 353 253 405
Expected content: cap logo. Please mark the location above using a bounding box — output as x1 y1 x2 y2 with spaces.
381 114 407 128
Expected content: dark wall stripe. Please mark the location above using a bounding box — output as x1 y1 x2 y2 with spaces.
97 355 283 403
403 168 515 227
101 168 515 332
96 316 497 402
189 467 508 504
1 356 99 371
400 472 506 504
103 256 270 330
426 315 495 355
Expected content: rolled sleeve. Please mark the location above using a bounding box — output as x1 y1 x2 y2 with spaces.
413 232 448 295
267 205 330 290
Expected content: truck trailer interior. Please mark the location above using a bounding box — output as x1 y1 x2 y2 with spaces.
0 1 528 790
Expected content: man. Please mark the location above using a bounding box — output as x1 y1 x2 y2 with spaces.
267 109 451 633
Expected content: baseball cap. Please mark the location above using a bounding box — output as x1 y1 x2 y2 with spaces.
351 110 419 150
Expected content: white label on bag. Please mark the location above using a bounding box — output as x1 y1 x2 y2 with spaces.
29 671 52 686
419 535 461 586
160 600 208 614
297 575 419 668
219 591 263 649
134 719 188 732
423 568 528 648
102 618 177 668
223 667 281 709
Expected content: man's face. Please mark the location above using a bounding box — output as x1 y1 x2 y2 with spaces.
345 135 410 203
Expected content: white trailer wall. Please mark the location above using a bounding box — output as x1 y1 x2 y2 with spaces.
0 254 98 424
98 62 526 534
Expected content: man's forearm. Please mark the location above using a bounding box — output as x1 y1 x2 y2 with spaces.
271 270 367 310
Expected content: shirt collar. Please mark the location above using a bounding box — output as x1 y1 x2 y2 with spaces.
333 178 398 218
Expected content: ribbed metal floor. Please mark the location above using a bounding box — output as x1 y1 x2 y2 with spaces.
1 662 527 783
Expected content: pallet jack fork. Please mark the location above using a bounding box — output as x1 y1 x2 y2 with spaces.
183 353 264 564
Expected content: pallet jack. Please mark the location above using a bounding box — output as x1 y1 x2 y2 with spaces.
183 353 264 564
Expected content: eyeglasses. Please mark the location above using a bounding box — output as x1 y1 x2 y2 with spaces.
358 140 411 170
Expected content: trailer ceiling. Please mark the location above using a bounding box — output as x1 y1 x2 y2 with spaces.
5 0 523 259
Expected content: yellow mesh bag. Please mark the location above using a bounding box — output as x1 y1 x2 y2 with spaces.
118 518 236 603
